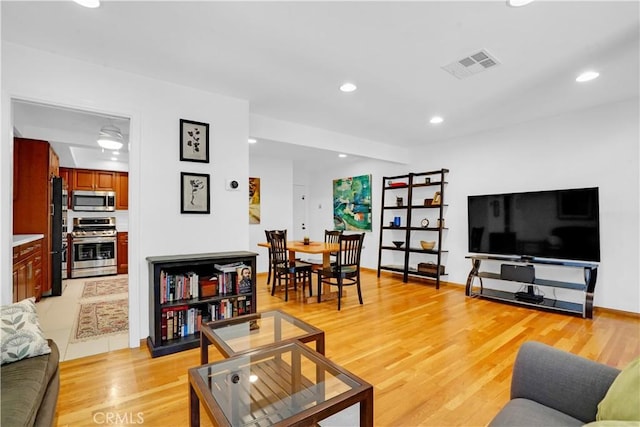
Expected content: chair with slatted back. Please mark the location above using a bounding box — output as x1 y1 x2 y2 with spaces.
264 229 287 286
315 233 365 310
269 231 313 301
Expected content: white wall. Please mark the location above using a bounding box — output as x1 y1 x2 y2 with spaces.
303 99 639 314
249 156 295 273
1 43 250 346
424 99 639 313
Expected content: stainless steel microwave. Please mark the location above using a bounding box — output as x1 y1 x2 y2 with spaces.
71 190 116 212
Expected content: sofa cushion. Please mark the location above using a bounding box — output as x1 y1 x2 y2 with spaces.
488 398 583 427
585 422 640 427
1 297 51 364
1 339 59 427
596 356 640 421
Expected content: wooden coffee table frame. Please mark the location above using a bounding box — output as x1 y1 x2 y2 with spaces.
189 341 374 427
200 309 325 364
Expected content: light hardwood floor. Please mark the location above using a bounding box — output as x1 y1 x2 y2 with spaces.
55 270 640 427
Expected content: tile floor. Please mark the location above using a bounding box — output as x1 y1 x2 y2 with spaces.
35 274 129 362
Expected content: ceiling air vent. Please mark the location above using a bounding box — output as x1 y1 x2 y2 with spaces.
441 49 501 79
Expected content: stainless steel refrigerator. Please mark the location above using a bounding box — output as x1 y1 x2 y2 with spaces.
49 176 63 296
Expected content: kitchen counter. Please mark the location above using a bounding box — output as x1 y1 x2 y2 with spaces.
13 234 45 247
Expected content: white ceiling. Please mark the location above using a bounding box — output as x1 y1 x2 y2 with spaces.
3 1 639 167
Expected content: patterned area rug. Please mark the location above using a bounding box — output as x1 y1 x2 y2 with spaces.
81 277 128 299
71 299 128 342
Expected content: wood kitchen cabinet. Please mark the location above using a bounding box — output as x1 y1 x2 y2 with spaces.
12 238 43 302
60 167 71 190
13 138 59 297
117 232 128 274
72 168 115 191
116 172 129 210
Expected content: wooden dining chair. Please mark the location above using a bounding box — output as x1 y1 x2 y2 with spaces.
264 229 287 286
270 231 313 301
264 230 287 285
316 233 365 310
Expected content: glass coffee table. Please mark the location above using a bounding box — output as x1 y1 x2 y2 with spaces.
189 341 374 427
200 310 325 364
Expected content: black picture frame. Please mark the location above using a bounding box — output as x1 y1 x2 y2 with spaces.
180 172 210 214
180 119 210 163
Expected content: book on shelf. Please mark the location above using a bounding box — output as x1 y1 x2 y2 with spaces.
214 261 244 272
236 265 252 294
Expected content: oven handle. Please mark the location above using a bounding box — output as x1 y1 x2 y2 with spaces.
72 237 117 244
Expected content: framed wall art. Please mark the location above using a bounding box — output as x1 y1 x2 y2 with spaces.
180 119 210 163
333 174 372 231
249 177 261 224
180 172 210 214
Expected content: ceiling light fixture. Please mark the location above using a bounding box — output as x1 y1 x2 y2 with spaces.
507 0 534 7
340 83 357 93
97 123 124 150
576 71 600 83
73 0 100 8
429 116 444 124
248 138 257 144
338 153 347 158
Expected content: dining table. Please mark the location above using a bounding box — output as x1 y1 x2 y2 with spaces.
257 240 343 303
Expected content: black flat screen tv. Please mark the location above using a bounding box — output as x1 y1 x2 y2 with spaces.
467 187 600 262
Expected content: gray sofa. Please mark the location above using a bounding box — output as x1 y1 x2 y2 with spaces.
1 339 60 427
489 341 621 426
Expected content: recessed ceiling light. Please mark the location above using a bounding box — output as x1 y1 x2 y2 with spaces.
110 157 117 161
576 71 600 83
340 83 357 93
113 151 120 155
507 0 534 7
338 153 347 158
429 116 444 124
248 138 257 144
73 0 100 8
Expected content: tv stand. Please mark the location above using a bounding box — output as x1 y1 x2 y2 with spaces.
465 255 598 318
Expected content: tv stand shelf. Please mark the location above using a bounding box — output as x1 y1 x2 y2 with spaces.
465 255 598 318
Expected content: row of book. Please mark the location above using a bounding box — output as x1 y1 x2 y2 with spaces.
159 263 252 304
161 306 203 342
161 296 254 343
208 295 252 321
159 271 200 304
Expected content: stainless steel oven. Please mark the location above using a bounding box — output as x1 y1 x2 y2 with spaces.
71 217 117 278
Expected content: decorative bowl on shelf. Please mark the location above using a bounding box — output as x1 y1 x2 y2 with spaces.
392 241 404 248
420 240 436 250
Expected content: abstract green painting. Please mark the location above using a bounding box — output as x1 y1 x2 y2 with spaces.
333 174 372 231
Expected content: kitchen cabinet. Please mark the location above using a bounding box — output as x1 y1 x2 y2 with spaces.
116 172 129 210
60 167 71 190
72 168 115 191
12 238 44 302
13 138 58 296
117 232 128 274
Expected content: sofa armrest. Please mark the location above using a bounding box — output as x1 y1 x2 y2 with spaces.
511 341 620 423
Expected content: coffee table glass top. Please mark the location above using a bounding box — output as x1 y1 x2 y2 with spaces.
202 309 324 357
193 341 366 427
